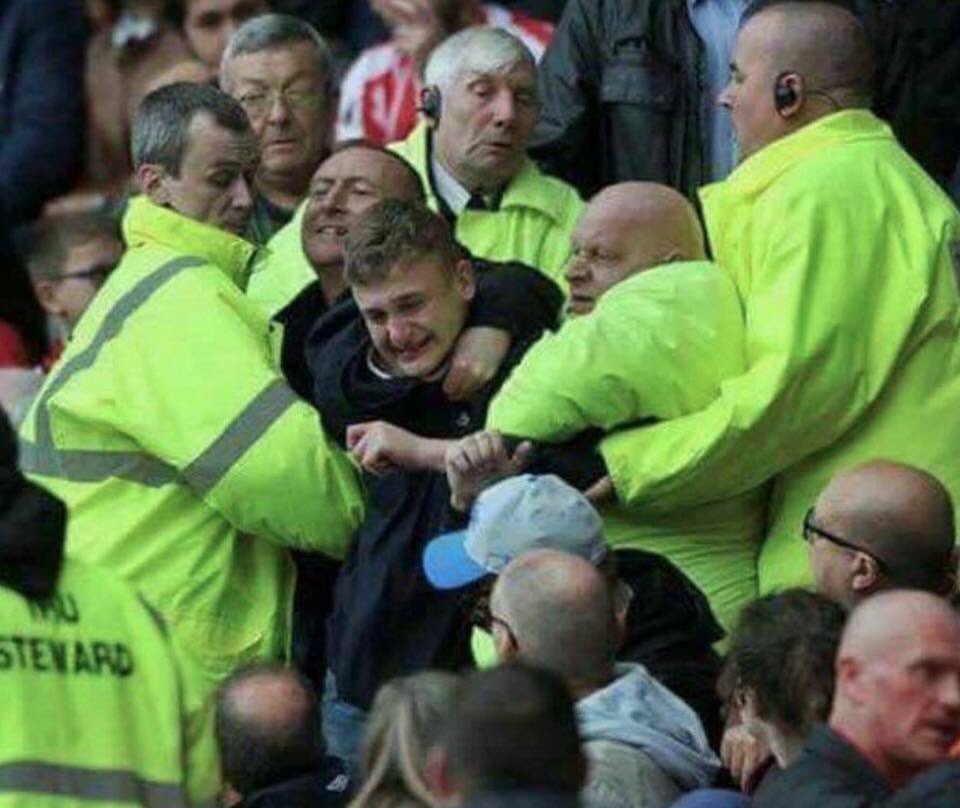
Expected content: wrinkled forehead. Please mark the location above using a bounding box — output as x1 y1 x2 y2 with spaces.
454 61 537 91
313 147 410 192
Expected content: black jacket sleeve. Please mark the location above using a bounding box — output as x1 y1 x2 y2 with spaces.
467 259 563 342
0 0 87 224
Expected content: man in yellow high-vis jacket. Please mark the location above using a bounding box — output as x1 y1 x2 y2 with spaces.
596 1 960 594
0 411 218 807
18 82 364 696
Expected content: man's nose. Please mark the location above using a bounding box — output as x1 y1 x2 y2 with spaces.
231 174 254 210
491 88 517 125
718 82 734 109
266 92 292 125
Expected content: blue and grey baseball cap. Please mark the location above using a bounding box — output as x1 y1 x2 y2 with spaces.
423 474 607 590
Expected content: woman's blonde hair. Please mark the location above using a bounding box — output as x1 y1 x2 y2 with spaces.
348 670 462 808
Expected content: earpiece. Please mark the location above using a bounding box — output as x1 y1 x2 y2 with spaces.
418 85 442 122
773 71 799 115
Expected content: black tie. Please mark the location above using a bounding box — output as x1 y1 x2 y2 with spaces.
466 193 488 211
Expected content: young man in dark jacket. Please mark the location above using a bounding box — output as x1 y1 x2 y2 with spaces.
305 198 562 769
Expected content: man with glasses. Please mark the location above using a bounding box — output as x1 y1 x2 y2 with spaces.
24 212 122 367
220 14 334 244
804 460 957 610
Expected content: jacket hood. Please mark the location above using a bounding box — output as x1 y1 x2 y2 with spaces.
577 663 720 790
0 411 66 598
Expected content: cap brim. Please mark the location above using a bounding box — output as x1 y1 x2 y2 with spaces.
423 529 490 589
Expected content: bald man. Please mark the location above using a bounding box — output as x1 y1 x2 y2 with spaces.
754 591 960 806
491 550 719 808
486 181 766 633
215 663 348 806
592 0 960 597
565 182 705 316
806 461 957 609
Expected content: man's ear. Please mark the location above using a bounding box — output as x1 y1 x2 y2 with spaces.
835 655 865 705
850 553 882 596
454 258 476 301
32 279 62 317
135 163 170 203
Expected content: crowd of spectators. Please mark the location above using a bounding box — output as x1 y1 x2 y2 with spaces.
3 0 960 806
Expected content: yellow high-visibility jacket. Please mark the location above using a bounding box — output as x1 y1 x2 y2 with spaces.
246 203 314 318
488 263 765 631
0 557 217 807
19 197 365 693
598 110 960 593
390 123 583 288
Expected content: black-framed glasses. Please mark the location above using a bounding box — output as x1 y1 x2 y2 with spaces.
802 507 889 573
59 262 114 288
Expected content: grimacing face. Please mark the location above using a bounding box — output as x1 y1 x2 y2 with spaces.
226 42 330 185
858 620 960 772
353 255 475 380
433 63 539 192
565 207 653 316
301 147 421 270
150 112 258 235
183 0 267 67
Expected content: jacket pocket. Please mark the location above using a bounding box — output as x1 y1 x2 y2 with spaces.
600 58 678 112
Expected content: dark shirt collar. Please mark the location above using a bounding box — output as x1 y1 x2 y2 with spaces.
806 724 892 798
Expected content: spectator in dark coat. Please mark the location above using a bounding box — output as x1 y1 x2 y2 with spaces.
0 0 87 225
753 591 960 807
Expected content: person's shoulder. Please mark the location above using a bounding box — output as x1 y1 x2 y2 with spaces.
582 739 678 808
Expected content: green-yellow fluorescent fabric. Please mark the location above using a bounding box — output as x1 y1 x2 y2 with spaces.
599 110 960 594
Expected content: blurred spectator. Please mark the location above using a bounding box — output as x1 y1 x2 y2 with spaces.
216 663 350 807
805 460 957 609
424 472 726 747
488 549 720 807
530 0 746 199
349 671 461 808
81 0 194 198
24 212 123 367
717 590 845 791
591 1 960 599
0 0 86 225
337 0 552 146
426 664 587 808
392 26 582 287
181 0 268 67
221 14 335 244
249 142 426 392
18 82 364 698
0 409 217 805
754 590 960 806
306 200 561 769
485 181 765 634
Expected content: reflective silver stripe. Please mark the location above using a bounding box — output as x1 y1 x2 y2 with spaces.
0 761 189 807
182 378 298 496
22 256 204 487
18 441 178 486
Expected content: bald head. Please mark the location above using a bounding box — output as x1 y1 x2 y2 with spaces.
566 182 706 315
810 460 956 605
742 2 875 103
491 550 615 689
723 2 875 160
831 590 960 786
216 664 321 797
